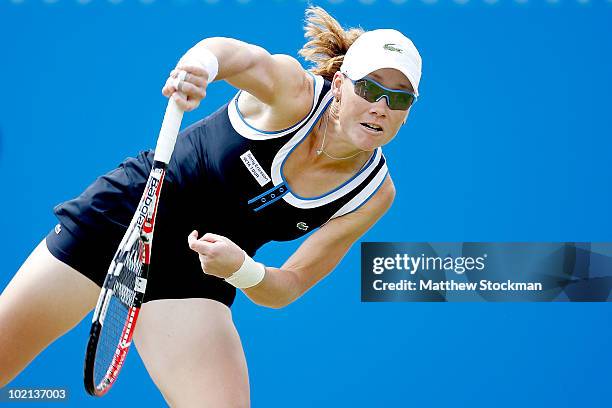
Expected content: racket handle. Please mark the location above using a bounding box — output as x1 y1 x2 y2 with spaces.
153 94 184 164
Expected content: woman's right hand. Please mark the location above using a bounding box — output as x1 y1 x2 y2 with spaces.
162 64 210 112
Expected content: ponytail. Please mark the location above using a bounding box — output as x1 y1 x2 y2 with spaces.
298 6 364 81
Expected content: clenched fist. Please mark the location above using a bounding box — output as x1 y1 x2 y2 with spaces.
162 65 210 112
187 231 245 279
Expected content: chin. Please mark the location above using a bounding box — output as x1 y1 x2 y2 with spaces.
353 131 384 151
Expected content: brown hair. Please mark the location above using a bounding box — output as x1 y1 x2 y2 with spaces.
298 6 364 82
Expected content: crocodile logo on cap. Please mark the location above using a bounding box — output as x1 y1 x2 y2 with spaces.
383 43 403 53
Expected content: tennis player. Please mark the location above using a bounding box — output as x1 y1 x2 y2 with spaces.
0 6 421 407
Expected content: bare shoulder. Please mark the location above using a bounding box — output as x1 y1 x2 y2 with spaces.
369 174 396 209
271 55 311 95
353 174 396 220
237 54 314 130
267 54 313 112
322 174 396 239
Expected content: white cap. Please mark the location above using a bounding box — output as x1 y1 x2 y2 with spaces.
340 29 422 96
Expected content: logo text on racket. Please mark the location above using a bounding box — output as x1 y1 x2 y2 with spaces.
137 168 164 233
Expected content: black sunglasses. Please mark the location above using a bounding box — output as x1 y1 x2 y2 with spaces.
346 75 417 111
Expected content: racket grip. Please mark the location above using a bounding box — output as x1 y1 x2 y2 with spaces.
153 94 184 164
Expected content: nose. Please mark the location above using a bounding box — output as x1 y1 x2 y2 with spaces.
369 95 389 116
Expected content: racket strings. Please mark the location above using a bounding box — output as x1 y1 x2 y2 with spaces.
93 297 130 387
114 241 142 306
93 238 143 390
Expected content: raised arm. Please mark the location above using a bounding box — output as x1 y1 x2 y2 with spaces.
163 37 312 119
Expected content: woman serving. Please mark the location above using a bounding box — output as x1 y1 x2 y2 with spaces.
0 6 421 407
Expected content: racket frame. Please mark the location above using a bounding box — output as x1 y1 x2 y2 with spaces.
84 95 184 396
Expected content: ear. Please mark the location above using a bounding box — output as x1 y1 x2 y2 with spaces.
331 71 345 100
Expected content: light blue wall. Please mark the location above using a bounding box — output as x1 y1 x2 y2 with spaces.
1 1 611 406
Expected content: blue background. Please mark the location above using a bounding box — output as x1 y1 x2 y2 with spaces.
1 0 611 406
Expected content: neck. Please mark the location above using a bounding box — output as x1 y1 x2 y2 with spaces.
313 105 367 164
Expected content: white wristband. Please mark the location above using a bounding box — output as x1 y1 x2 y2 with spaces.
179 47 219 83
224 251 266 289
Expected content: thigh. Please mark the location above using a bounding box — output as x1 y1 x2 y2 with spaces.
0 239 100 387
133 298 250 408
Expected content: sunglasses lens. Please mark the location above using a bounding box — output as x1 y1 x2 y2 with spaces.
354 80 373 101
354 78 415 111
389 93 415 110
362 80 385 102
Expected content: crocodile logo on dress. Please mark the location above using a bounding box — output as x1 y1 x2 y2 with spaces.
383 43 403 53
296 222 309 231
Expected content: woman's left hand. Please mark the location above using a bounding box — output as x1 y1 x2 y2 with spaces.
187 231 245 279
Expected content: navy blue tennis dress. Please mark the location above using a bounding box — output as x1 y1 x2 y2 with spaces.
46 74 389 307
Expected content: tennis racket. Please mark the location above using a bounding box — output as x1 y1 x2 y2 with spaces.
84 93 185 397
